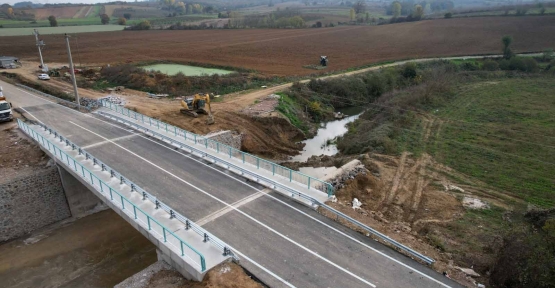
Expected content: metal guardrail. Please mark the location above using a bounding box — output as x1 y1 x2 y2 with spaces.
96 111 435 264
15 84 92 112
18 119 238 271
99 100 334 196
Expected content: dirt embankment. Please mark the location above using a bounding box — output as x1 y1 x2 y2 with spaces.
323 152 511 287
117 88 306 159
0 112 49 179
142 262 263 288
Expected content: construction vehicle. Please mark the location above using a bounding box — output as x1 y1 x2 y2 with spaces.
0 87 14 122
180 93 214 124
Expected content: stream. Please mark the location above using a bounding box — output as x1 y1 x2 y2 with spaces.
291 106 364 162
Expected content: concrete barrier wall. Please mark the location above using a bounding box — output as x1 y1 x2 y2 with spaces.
0 166 71 242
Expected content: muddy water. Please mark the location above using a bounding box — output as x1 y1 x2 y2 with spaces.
291 107 364 162
0 210 157 288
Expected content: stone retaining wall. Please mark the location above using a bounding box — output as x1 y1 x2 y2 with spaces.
0 166 71 242
205 130 243 150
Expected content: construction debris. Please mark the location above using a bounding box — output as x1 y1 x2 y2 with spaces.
455 267 480 277
352 198 362 210
462 197 489 210
147 92 169 99
99 95 126 106
79 97 101 110
241 94 279 116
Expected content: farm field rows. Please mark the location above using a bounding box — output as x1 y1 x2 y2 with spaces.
2 16 555 75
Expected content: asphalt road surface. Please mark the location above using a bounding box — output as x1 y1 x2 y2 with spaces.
1 79 464 288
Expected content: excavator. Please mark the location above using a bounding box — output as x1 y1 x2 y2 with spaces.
180 93 214 124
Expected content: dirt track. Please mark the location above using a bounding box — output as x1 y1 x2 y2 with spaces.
3 16 555 76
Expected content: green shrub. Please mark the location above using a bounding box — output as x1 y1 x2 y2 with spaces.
461 61 479 71
499 59 511 70
509 57 526 71
444 12 452 18
522 57 539 72
402 63 418 79
482 59 499 71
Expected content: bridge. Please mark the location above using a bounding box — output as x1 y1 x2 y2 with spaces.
1 79 463 288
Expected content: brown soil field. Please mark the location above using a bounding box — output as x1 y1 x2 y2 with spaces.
3 16 555 76
23 6 83 20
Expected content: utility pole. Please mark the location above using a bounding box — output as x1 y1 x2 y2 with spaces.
33 29 47 72
65 34 80 112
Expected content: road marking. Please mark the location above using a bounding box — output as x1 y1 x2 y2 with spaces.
94 119 454 288
69 120 377 288
4 81 298 288
9 81 451 287
197 188 272 226
86 114 454 288
81 134 137 149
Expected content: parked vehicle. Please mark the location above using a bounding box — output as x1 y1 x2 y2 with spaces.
38 74 50 80
0 87 13 122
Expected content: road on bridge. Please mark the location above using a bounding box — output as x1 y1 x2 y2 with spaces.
1 79 463 288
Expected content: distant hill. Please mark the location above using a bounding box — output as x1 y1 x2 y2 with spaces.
13 1 43 9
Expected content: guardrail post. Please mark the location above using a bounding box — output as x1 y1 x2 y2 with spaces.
174 126 176 136
85 153 90 160
142 192 147 200
130 184 135 192
65 140 69 146
229 147 232 158
71 144 75 150
101 164 106 171
223 247 230 256
120 176 124 185
109 187 113 200
155 200 160 209
257 158 259 169
205 139 208 149
170 210 175 219
180 242 184 256
121 195 125 210
308 177 311 189
242 153 245 163
185 220 190 230
78 148 82 155
203 233 209 243
216 142 219 152
110 170 115 178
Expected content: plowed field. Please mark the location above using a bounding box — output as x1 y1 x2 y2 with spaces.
3 16 555 75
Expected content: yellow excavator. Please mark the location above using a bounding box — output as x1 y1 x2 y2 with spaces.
180 93 214 124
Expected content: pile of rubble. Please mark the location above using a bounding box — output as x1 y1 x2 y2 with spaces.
241 94 280 116
99 95 126 106
327 165 367 191
79 97 101 110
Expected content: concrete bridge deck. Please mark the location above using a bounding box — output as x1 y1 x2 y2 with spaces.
2 79 463 288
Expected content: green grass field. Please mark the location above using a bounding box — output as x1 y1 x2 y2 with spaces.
429 77 555 207
0 24 125 36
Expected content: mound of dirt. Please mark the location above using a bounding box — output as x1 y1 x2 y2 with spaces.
145 262 262 288
0 115 49 180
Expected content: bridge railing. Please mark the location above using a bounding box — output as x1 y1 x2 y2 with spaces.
94 112 436 265
17 119 237 271
99 100 334 196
